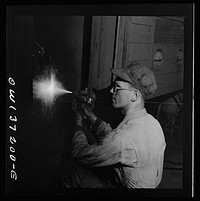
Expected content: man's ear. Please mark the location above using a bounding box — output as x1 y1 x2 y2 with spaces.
131 90 139 102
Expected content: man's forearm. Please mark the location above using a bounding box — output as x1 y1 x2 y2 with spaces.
88 112 97 124
71 126 121 167
91 118 113 141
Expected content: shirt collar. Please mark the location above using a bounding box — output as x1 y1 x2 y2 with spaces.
122 108 147 123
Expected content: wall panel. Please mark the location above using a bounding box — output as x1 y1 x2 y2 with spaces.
88 16 184 97
128 23 153 43
127 43 152 62
153 72 183 97
88 16 116 90
114 16 184 98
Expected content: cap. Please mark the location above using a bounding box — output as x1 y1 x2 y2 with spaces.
111 62 157 98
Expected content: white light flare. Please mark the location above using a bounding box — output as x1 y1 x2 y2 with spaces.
33 69 72 108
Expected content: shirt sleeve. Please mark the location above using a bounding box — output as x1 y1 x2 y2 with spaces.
92 117 113 141
71 125 138 167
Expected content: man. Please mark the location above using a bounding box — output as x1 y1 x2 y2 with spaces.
62 62 166 188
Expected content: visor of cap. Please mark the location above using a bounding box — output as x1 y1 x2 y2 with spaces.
111 68 132 83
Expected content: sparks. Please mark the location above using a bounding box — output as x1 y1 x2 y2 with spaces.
33 69 72 108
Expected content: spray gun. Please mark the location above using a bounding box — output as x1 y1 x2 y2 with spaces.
71 88 97 144
74 88 96 107
72 87 96 116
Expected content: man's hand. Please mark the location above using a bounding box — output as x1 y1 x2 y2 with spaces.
72 100 84 126
72 100 97 124
74 111 83 127
82 106 97 124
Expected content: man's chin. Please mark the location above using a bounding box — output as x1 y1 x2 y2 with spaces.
112 103 118 108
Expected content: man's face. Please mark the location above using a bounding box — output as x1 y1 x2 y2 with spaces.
110 80 133 109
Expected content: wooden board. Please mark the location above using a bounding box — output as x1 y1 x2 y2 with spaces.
127 23 153 43
114 16 127 70
127 43 152 62
154 17 184 44
88 16 116 90
88 16 101 89
153 71 183 97
114 16 155 69
128 16 154 26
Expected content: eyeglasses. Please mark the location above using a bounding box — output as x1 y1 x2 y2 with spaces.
112 83 134 93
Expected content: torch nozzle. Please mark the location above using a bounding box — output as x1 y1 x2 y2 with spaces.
63 89 73 94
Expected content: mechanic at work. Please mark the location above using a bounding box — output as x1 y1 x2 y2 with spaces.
61 62 166 188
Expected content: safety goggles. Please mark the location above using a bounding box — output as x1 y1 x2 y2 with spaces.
112 82 135 93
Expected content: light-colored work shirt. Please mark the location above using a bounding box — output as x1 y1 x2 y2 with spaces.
71 108 166 188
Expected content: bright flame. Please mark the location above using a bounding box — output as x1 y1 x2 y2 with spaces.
33 69 72 108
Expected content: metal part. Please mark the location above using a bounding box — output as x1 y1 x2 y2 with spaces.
74 88 96 108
